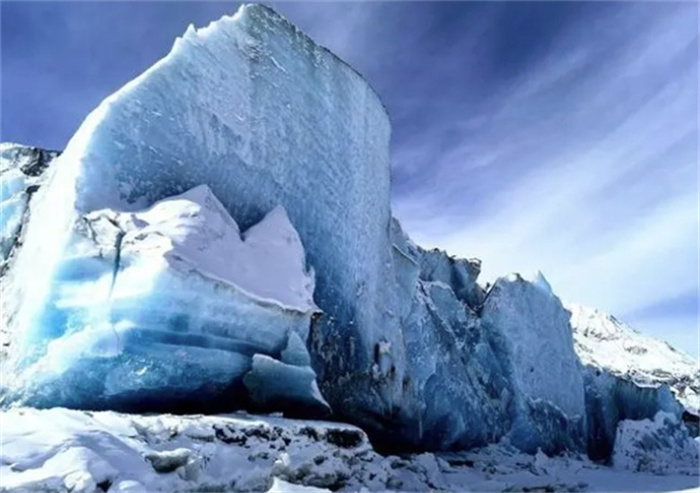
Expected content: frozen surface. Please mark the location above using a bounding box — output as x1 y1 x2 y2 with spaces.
612 412 699 475
0 144 60 265
480 273 587 453
0 407 443 493
2 407 698 493
4 3 404 437
568 303 700 417
3 185 322 415
440 441 699 493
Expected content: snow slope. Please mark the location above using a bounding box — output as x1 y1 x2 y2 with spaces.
2 407 697 493
0 407 444 493
568 304 699 416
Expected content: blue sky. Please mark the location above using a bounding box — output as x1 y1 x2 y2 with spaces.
1 1 698 355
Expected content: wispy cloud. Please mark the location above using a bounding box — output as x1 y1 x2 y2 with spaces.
390 3 698 354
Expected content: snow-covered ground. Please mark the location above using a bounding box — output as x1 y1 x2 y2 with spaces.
1 408 697 493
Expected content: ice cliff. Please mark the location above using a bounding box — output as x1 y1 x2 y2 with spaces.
0 3 695 467
2 167 326 415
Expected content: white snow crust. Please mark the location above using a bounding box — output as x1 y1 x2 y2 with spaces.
113 184 316 313
2 408 698 493
568 303 699 415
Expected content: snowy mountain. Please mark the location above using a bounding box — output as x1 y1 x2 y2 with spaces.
568 303 699 417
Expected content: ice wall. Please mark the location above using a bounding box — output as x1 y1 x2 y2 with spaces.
4 184 326 414
582 366 682 461
4 4 404 419
480 274 587 453
6 4 676 457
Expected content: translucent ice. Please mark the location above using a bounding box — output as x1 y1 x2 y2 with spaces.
4 185 322 413
3 2 404 424
480 273 587 453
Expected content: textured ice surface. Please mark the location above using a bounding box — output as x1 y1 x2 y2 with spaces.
382 219 511 451
4 184 323 414
612 412 699 475
0 407 444 493
3 407 697 493
0 144 60 266
3 2 406 432
480 273 587 454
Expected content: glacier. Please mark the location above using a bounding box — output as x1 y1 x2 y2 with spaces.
0 144 60 268
2 2 405 430
1 2 696 469
2 181 326 415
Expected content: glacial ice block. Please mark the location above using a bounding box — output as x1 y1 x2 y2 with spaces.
4 185 323 413
243 354 330 417
384 219 512 451
480 274 587 453
3 3 403 424
582 365 682 461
